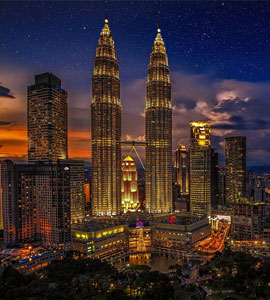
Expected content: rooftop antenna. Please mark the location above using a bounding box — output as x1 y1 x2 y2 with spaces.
157 10 161 32
105 0 108 23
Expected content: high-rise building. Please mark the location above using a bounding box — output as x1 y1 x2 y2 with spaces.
27 72 68 162
253 175 266 203
211 150 219 207
36 161 72 252
174 145 189 195
145 25 172 214
84 168 91 204
246 169 253 199
2 160 72 251
2 160 36 245
62 160 85 223
218 167 226 205
0 161 3 231
225 136 246 204
231 203 265 240
91 17 121 216
189 122 211 219
121 156 139 213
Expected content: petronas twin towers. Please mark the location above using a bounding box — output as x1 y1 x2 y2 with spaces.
91 16 172 216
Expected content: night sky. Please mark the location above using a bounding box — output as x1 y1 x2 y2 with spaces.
1 1 270 166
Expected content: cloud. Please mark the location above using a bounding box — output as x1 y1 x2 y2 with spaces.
0 65 269 166
171 71 270 165
0 121 12 126
0 85 15 99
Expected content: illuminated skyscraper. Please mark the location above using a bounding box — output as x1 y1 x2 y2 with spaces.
145 25 172 213
189 122 211 219
121 156 139 213
174 145 189 195
27 73 68 162
91 16 121 216
225 136 246 204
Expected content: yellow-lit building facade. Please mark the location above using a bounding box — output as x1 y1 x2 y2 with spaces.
91 18 121 216
121 156 139 213
72 215 211 261
145 26 172 214
189 122 212 219
72 222 127 261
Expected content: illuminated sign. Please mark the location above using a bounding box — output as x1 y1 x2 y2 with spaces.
136 221 143 227
169 216 176 224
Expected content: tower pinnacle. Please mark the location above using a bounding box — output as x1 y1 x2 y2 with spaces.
105 0 108 23
157 11 161 32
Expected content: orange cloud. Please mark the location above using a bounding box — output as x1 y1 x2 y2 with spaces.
68 130 90 160
0 127 27 158
0 126 91 161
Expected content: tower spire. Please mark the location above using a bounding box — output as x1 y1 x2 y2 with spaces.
145 8 172 214
105 0 108 23
91 0 121 217
157 10 161 32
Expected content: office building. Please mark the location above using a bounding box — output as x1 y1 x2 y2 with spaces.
0 161 3 231
2 160 72 252
35 161 72 252
2 160 36 245
27 72 68 162
62 160 85 223
91 17 121 216
189 122 211 219
84 168 91 205
174 145 189 195
225 136 246 204
218 167 226 205
211 150 219 207
253 176 266 203
231 203 265 240
72 220 127 261
145 24 172 213
121 156 139 213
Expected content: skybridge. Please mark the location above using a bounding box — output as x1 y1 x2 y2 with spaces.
121 140 147 170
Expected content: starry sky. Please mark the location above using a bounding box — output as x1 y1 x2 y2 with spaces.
1 1 270 166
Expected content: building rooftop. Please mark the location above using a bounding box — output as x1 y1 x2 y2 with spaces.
72 218 125 232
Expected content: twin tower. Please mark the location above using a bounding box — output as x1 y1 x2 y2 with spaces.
91 17 172 216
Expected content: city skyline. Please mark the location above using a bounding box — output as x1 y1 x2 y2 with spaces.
1 1 270 167
1 4 270 298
